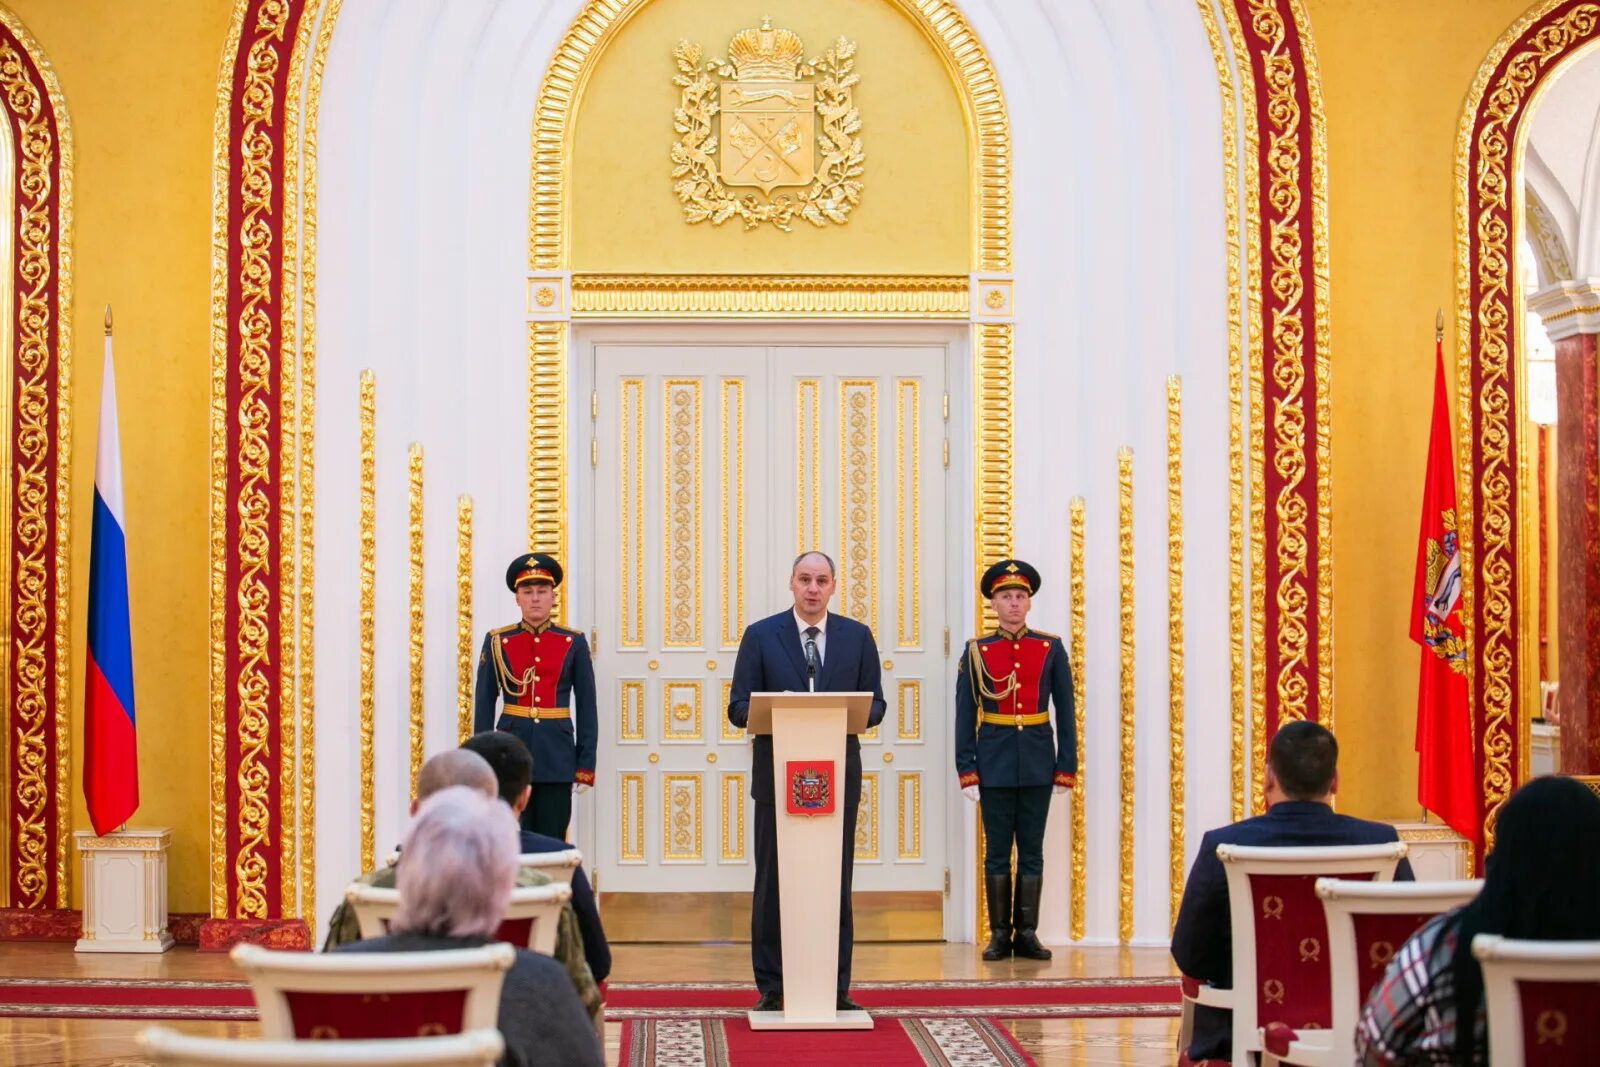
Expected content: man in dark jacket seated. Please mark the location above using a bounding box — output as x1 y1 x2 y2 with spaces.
463 730 611 984
1171 720 1415 1062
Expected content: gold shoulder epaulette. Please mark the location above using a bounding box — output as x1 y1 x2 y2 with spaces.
1025 628 1060 641
489 622 522 637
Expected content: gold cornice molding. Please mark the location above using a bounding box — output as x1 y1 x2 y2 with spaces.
568 274 971 319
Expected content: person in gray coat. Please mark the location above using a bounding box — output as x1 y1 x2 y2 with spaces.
335 785 601 1067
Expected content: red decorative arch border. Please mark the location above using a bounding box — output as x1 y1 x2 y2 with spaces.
1214 0 1334 804
1455 1 1600 848
0 7 74 916
205 0 314 947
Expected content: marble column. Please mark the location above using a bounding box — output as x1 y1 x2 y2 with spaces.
1530 282 1600 775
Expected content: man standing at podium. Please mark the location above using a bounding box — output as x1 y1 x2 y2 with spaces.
955 559 1076 962
728 551 886 1013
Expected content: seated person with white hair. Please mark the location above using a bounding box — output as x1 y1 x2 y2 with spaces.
335 785 602 1067
322 748 601 1030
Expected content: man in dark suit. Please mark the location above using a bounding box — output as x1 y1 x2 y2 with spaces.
462 730 611 985
1171 720 1415 1062
727 551 886 1013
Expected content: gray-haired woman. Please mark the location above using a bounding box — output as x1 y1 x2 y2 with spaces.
336 784 602 1067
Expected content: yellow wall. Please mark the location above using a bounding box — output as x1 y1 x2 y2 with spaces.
1309 0 1533 821
4 0 230 912
571 0 969 273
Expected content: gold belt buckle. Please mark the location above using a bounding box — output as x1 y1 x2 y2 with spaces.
1014 713 1023 730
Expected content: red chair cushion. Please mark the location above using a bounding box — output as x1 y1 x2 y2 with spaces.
1515 979 1600 1067
1247 870 1375 1031
281 989 471 1039
495 917 534 947
1349 912 1438 1003
1262 1020 1298 1057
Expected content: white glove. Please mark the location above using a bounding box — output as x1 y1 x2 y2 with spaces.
962 784 980 803
1052 784 1068 795
574 783 591 795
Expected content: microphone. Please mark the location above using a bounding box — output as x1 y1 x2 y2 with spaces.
805 637 818 692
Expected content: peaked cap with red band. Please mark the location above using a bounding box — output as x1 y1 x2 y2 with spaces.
505 552 564 591
981 558 1041 598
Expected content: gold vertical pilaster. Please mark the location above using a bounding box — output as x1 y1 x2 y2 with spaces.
796 379 820 554
1069 496 1087 941
527 322 567 622
838 380 879 626
621 378 644 647
1166 377 1185 932
456 494 473 743
408 445 424 799
663 379 703 647
357 371 376 872
720 379 744 647
1117 448 1135 945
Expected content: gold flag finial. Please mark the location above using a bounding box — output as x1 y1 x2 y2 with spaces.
1434 307 1443 343
104 304 112 336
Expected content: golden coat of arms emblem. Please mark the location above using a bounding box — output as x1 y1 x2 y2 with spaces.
671 19 863 231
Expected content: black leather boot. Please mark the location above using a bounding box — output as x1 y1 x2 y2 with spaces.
1012 874 1052 960
981 872 1012 961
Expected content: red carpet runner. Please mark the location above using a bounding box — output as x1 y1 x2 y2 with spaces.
0 975 1179 1023
619 1016 1035 1066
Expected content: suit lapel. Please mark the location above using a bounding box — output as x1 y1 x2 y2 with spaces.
817 613 845 689
777 612 810 684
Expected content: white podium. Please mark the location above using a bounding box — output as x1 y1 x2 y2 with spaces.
745 691 875 1031
74 828 175 953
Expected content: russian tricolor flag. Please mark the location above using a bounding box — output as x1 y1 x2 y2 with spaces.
84 314 137 835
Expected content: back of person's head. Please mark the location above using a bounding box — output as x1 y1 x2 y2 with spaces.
460 731 533 807
415 748 496 802
1266 720 1337 800
393 785 519 939
1446 775 1600 1058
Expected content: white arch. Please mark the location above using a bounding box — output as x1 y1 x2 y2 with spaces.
310 0 1229 946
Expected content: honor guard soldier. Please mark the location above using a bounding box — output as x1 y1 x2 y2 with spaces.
474 553 597 839
955 559 1077 961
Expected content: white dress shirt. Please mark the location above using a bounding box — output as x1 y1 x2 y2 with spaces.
793 609 827 672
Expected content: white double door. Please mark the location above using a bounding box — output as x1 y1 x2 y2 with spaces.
582 335 950 899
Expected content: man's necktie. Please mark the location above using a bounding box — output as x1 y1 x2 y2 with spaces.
804 626 820 690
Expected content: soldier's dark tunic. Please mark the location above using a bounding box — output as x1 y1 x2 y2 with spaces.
474 620 597 839
954 626 1077 876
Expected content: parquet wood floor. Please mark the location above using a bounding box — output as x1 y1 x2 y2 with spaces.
0 941 1180 1065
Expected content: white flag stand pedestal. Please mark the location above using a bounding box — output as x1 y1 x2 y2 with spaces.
745 692 875 1031
74 828 175 953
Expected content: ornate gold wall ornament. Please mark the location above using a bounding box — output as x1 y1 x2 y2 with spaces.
671 19 862 231
570 274 969 318
0 11 72 911
456 495 473 743
662 773 701 861
357 371 376 873
838 380 878 626
1068 497 1087 942
621 772 645 862
1118 448 1135 945
897 772 922 860
856 772 879 861
407 444 424 799
1194 0 1249 825
896 380 921 647
720 379 744 648
527 322 567 621
663 379 702 646
1167 377 1185 933
721 772 746 861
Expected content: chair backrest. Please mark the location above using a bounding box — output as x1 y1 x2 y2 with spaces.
138 1026 504 1065
344 882 570 955
233 942 513 1040
499 883 572 955
519 848 582 885
1474 934 1600 1067
1216 842 1406 1048
1317 877 1481 1045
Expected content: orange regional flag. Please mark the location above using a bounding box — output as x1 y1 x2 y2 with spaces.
1411 337 1480 847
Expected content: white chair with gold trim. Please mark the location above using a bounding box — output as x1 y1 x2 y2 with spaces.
138 1026 504 1066
1261 877 1480 1066
519 848 582 885
1203 842 1408 1067
233 942 512 1040
345 882 572 955
1473 934 1600 1066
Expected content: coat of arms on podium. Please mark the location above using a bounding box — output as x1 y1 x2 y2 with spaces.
671 19 863 231
786 761 835 816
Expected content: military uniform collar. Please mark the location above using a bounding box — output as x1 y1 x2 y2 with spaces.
519 619 553 636
995 624 1029 642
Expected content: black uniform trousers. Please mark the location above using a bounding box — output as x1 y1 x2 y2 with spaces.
981 785 1052 877
751 767 860 997
522 783 572 841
